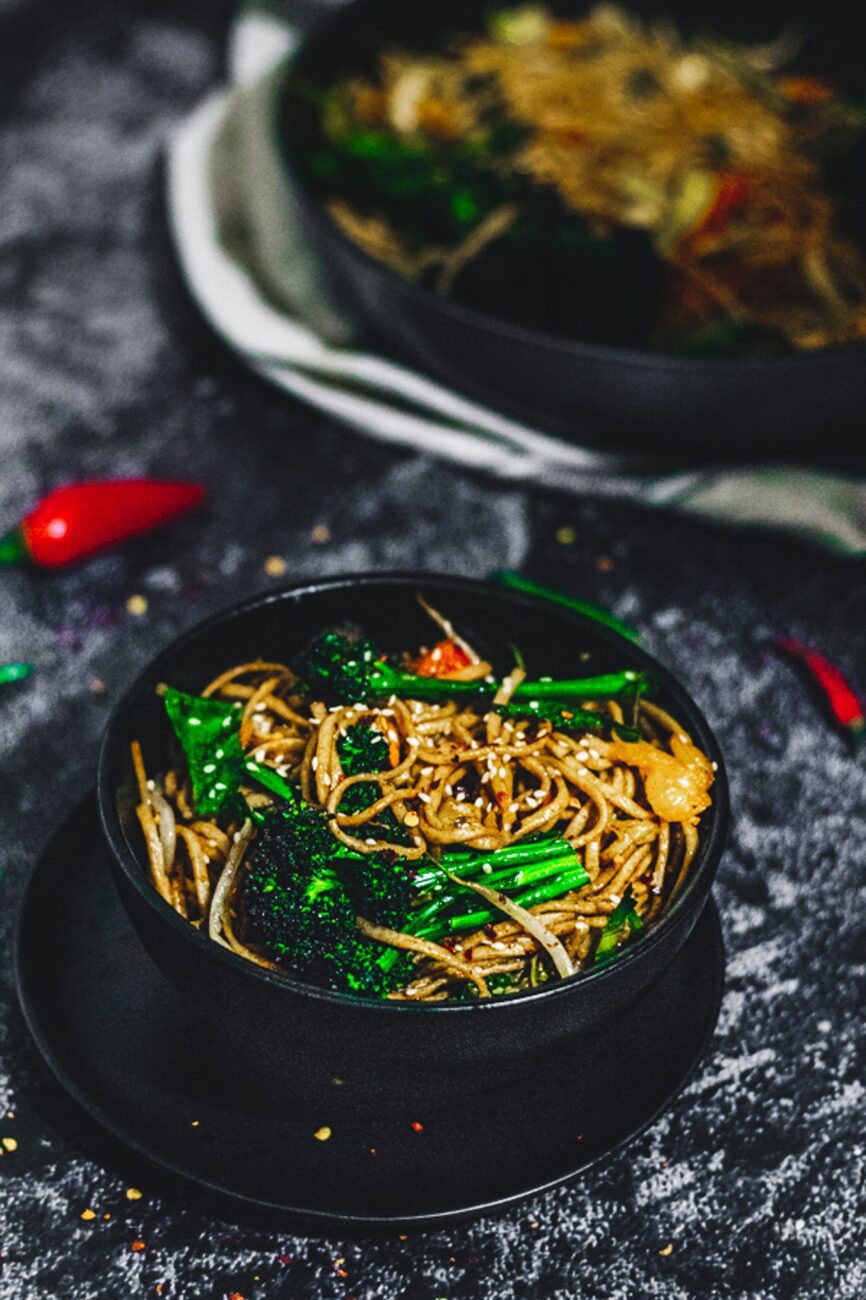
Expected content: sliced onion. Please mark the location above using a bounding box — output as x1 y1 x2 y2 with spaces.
452 876 575 980
208 819 254 944
416 593 481 663
148 786 177 872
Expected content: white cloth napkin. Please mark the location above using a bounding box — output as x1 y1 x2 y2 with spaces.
165 5 866 555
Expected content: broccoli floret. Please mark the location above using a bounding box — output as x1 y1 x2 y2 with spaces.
344 852 414 931
335 720 415 845
337 719 390 774
240 801 413 996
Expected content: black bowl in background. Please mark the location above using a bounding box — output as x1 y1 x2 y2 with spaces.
98 574 728 1113
276 0 866 458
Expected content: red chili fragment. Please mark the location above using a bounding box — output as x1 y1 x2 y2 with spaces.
774 636 866 745
410 1121 424 1132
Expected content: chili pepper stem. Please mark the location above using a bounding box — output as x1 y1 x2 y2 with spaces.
0 527 28 566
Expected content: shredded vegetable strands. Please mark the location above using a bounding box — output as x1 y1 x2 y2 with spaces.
449 874 575 979
208 820 254 944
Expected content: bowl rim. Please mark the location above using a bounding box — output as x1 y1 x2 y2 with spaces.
97 571 729 1015
274 0 866 375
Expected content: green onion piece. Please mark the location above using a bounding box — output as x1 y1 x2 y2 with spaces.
419 865 590 938
492 570 641 642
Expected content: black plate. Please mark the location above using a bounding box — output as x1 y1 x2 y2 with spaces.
277 0 866 457
16 796 725 1229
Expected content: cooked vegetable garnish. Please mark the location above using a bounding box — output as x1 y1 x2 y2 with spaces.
294 627 647 732
132 601 713 1000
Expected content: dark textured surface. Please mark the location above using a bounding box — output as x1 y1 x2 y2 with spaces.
1 2 864 1297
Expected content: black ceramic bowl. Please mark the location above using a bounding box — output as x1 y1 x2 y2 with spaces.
98 574 728 1112
276 0 866 457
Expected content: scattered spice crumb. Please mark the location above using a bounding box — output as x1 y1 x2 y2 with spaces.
410 1121 424 1132
126 1187 143 1201
311 523 331 544
190 1119 200 1127
80 1208 97 1221
227 1292 245 1299
103 1214 112 1221
556 525 576 545
659 1242 674 1256
313 1125 332 1141
2 1137 18 1152
130 1240 146 1253
398 1235 408 1242
596 554 614 572
126 594 148 617
90 677 107 694
369 1147 378 1156
6 1111 13 1119
264 555 287 577
335 1258 348 1278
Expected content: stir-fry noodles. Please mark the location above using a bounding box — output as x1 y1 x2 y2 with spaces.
298 4 866 353
131 602 715 1000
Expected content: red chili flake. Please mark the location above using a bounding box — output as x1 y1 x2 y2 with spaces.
130 1240 146 1253
410 1121 424 1132
278 1255 292 1265
774 636 865 746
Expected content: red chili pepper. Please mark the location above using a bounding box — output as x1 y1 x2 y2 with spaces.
412 638 472 678
0 479 205 568
774 636 865 746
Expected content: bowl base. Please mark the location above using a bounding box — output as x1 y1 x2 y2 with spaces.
16 796 725 1230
